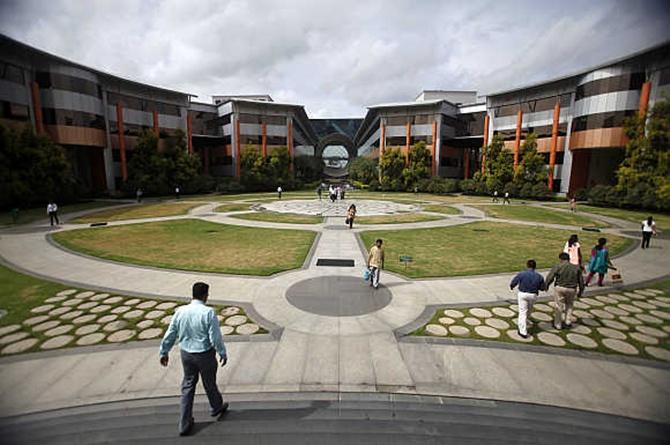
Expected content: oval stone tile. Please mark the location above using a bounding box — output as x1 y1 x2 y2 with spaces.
44 325 74 337
632 301 657 310
533 303 552 313
122 310 145 320
77 301 99 311
438 317 455 325
645 346 670 361
224 315 248 326
595 296 617 304
90 305 112 314
601 319 629 330
469 308 492 318
629 332 659 345
97 314 118 324
537 332 565 347
103 296 124 305
48 307 71 317
22 316 49 327
463 317 481 326
137 301 158 309
567 333 597 348
0 331 29 345
485 318 510 330
596 327 626 340
111 306 131 314
530 312 552 322
32 320 60 332
60 310 84 320
635 314 663 324
61 299 83 307
138 328 163 339
581 298 604 307
635 326 668 338
619 316 642 325
124 299 142 306
145 310 166 320
602 338 638 355
649 310 670 321
77 333 106 346
492 307 515 318
474 326 500 339
425 324 447 336
1 338 39 354
589 309 614 320
45 296 68 303
221 307 241 317
156 302 178 311
506 329 533 343
107 330 136 343
74 291 95 299
56 289 78 297
0 324 22 336
90 293 110 301
75 324 100 336
443 309 464 318
40 335 74 350
30 304 55 314
237 323 261 335
449 326 470 336
137 320 154 329
220 325 234 335
72 314 97 325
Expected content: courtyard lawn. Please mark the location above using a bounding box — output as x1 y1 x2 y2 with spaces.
356 213 444 225
214 203 254 212
359 221 632 278
569 205 670 229
421 204 461 215
69 202 202 223
52 219 316 275
476 204 609 228
230 211 324 224
0 200 126 226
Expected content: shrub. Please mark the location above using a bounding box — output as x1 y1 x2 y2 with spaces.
587 185 613 206
530 182 552 200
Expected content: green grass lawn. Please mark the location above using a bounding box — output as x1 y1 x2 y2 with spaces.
52 219 316 275
563 205 670 229
476 205 610 228
214 203 253 213
356 213 444 225
421 205 461 215
359 221 632 278
70 202 202 223
230 211 323 224
0 201 126 226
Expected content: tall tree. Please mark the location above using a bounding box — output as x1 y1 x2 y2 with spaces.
378 147 406 190
482 134 514 192
348 157 378 184
402 141 432 188
514 132 546 184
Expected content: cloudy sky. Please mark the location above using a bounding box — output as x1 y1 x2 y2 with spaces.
1 0 668 117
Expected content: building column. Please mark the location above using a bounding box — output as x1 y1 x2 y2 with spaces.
261 122 267 159
186 112 193 155
235 116 241 179
639 81 651 118
513 110 523 168
100 88 116 193
405 121 411 164
379 121 386 182
463 149 470 179
115 103 127 182
431 120 437 176
548 100 561 191
30 81 44 134
287 118 294 172
481 113 490 175
153 110 160 137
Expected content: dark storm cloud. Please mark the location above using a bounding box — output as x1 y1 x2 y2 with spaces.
1 0 668 117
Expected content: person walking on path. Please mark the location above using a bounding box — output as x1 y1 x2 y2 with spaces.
503 191 511 205
545 252 584 330
510 259 545 338
317 186 322 200
585 237 615 287
563 234 583 271
492 190 499 203
175 186 180 199
329 185 336 203
277 186 283 200
367 239 385 289
569 197 577 212
136 188 143 203
641 216 657 249
47 201 60 226
346 203 357 229
159 282 229 436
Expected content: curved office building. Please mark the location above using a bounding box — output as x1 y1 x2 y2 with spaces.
1 33 668 195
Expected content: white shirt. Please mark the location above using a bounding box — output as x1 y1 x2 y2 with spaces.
47 203 57 213
277 187 282 192
642 220 656 232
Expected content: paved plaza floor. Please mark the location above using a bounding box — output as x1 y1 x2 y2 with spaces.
0 197 668 442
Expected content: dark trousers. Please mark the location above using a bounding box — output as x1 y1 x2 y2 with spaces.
49 211 59 226
179 349 223 433
642 231 652 249
585 272 605 286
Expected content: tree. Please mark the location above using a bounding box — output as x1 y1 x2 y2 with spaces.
239 145 292 190
0 124 77 209
514 133 547 185
294 155 324 183
348 157 378 184
378 147 406 190
483 134 514 193
402 141 432 189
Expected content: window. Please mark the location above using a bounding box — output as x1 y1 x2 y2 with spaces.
240 134 261 145
413 115 433 125
411 135 433 145
267 135 287 145
571 110 637 132
0 62 24 84
575 72 645 100
42 108 106 129
263 115 286 125
385 136 406 146
239 113 261 124
494 103 520 118
36 71 101 98
0 101 29 121
386 116 407 126
107 92 181 116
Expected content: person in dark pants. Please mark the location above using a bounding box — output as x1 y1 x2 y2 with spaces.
159 282 229 436
346 204 357 229
317 187 322 200
47 201 60 226
641 216 656 249
175 186 180 199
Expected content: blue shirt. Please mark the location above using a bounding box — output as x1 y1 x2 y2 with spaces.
510 269 545 294
159 300 227 358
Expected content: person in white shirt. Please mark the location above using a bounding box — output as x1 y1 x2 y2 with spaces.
277 186 283 199
47 201 59 226
503 192 511 205
641 216 657 249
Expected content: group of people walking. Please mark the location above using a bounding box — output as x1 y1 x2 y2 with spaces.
491 190 511 204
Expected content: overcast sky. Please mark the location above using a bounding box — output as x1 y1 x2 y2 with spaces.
1 0 669 117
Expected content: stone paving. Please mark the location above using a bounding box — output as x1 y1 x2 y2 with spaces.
0 288 267 355
260 199 421 216
418 288 670 361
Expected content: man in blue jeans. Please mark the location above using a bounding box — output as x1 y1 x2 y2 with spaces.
159 282 228 436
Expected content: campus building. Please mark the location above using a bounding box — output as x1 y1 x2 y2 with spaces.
1 33 669 195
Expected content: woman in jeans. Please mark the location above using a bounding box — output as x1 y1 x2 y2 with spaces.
585 237 615 286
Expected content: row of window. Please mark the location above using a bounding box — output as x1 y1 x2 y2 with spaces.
0 61 24 85
191 111 222 136
571 110 636 132
42 107 105 129
238 113 286 125
658 67 670 86
36 71 102 98
107 92 181 116
383 135 435 146
454 112 486 137
493 123 568 141
493 94 572 118
0 100 29 120
239 134 288 145
385 115 434 126
575 72 645 101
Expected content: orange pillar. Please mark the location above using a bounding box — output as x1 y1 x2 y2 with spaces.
548 101 561 191
235 117 241 178
464 150 470 179
115 103 127 181
431 120 437 176
261 122 267 159
186 112 193 155
30 81 44 134
287 120 294 172
513 110 523 168
152 110 159 137
481 114 490 174
639 81 651 118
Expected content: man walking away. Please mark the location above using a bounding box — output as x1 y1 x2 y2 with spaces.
510 259 545 338
47 201 60 226
277 186 283 199
492 190 499 203
545 252 584 330
159 282 229 436
175 186 180 199
641 216 656 249
367 239 385 289
317 186 322 200
136 188 143 203
503 191 511 205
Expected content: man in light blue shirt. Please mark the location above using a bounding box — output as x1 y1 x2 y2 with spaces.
159 282 228 436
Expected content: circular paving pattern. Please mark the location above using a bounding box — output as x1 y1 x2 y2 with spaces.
1 338 39 354
602 338 638 355
449 326 470 336
567 333 597 348
76 333 106 346
463 317 481 326
41 335 74 350
474 326 500 338
107 330 136 343
261 199 420 216
286 276 392 317
492 307 515 318
469 308 492 318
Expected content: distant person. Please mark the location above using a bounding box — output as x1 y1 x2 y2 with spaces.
545 252 584 330
569 197 577 212
346 203 357 229
641 216 657 249
341 187 346 200
510 259 545 338
136 188 143 203
329 185 336 203
503 191 511 205
492 190 499 203
175 186 180 199
336 186 342 201
159 282 229 436
563 234 583 271
317 186 322 201
585 238 615 287
277 186 283 199
47 201 59 226
367 239 385 289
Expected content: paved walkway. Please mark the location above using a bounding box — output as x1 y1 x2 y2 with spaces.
0 199 669 424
